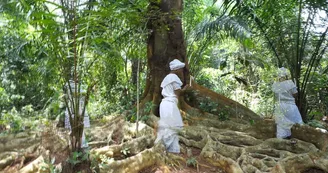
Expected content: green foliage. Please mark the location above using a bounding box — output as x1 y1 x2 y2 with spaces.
218 107 229 121
0 105 42 133
93 154 114 171
225 0 328 120
0 87 11 111
0 22 59 111
199 96 218 113
0 0 326 127
307 120 326 129
184 0 252 76
99 154 114 165
120 147 130 157
43 97 63 120
0 108 23 133
0 0 149 123
68 151 83 165
249 119 255 125
125 101 152 123
144 101 153 113
125 107 137 123
68 150 90 166
20 104 35 117
184 0 328 121
139 101 152 122
40 157 58 173
196 70 218 91
88 98 112 120
140 115 150 122
198 96 229 121
186 157 197 167
306 71 328 120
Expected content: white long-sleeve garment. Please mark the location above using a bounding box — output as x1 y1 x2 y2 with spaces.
155 74 184 153
272 80 303 138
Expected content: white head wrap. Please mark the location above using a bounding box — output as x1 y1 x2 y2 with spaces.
277 67 289 78
169 59 185 70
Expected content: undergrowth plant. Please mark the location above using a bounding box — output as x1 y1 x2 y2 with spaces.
68 150 90 166
120 147 131 157
186 157 197 167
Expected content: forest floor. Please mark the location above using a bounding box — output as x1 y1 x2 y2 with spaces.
1 112 328 173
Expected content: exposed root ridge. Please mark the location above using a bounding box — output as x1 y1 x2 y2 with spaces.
91 135 155 158
99 145 162 173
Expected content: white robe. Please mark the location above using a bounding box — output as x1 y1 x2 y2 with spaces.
155 74 184 153
272 80 303 138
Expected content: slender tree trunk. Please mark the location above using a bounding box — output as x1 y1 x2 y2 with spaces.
131 59 139 85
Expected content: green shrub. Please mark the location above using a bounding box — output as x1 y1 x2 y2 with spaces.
186 157 197 167
0 107 23 133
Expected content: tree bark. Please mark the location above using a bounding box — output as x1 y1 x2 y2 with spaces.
144 0 188 116
143 0 258 120
131 59 139 85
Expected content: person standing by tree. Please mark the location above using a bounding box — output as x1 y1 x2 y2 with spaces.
272 67 304 139
155 59 188 153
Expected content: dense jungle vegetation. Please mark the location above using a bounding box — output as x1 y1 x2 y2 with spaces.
0 0 327 172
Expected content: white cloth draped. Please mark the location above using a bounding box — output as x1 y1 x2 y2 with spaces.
169 59 185 71
272 80 303 138
155 74 184 153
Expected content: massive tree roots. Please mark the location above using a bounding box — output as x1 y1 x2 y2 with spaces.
0 113 327 173
0 125 70 173
88 114 328 173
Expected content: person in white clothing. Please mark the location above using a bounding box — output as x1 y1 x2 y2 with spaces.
155 59 188 153
272 67 303 139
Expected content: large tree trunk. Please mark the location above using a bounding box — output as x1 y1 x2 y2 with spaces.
143 0 258 120
144 0 187 116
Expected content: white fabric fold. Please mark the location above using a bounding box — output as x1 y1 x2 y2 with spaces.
161 73 183 88
169 59 185 71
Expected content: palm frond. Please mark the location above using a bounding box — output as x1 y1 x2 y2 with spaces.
187 15 251 75
193 15 250 43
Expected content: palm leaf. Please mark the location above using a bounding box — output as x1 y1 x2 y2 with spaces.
194 15 250 42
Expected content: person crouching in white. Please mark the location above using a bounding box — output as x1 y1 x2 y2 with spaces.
272 67 304 139
155 59 188 153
